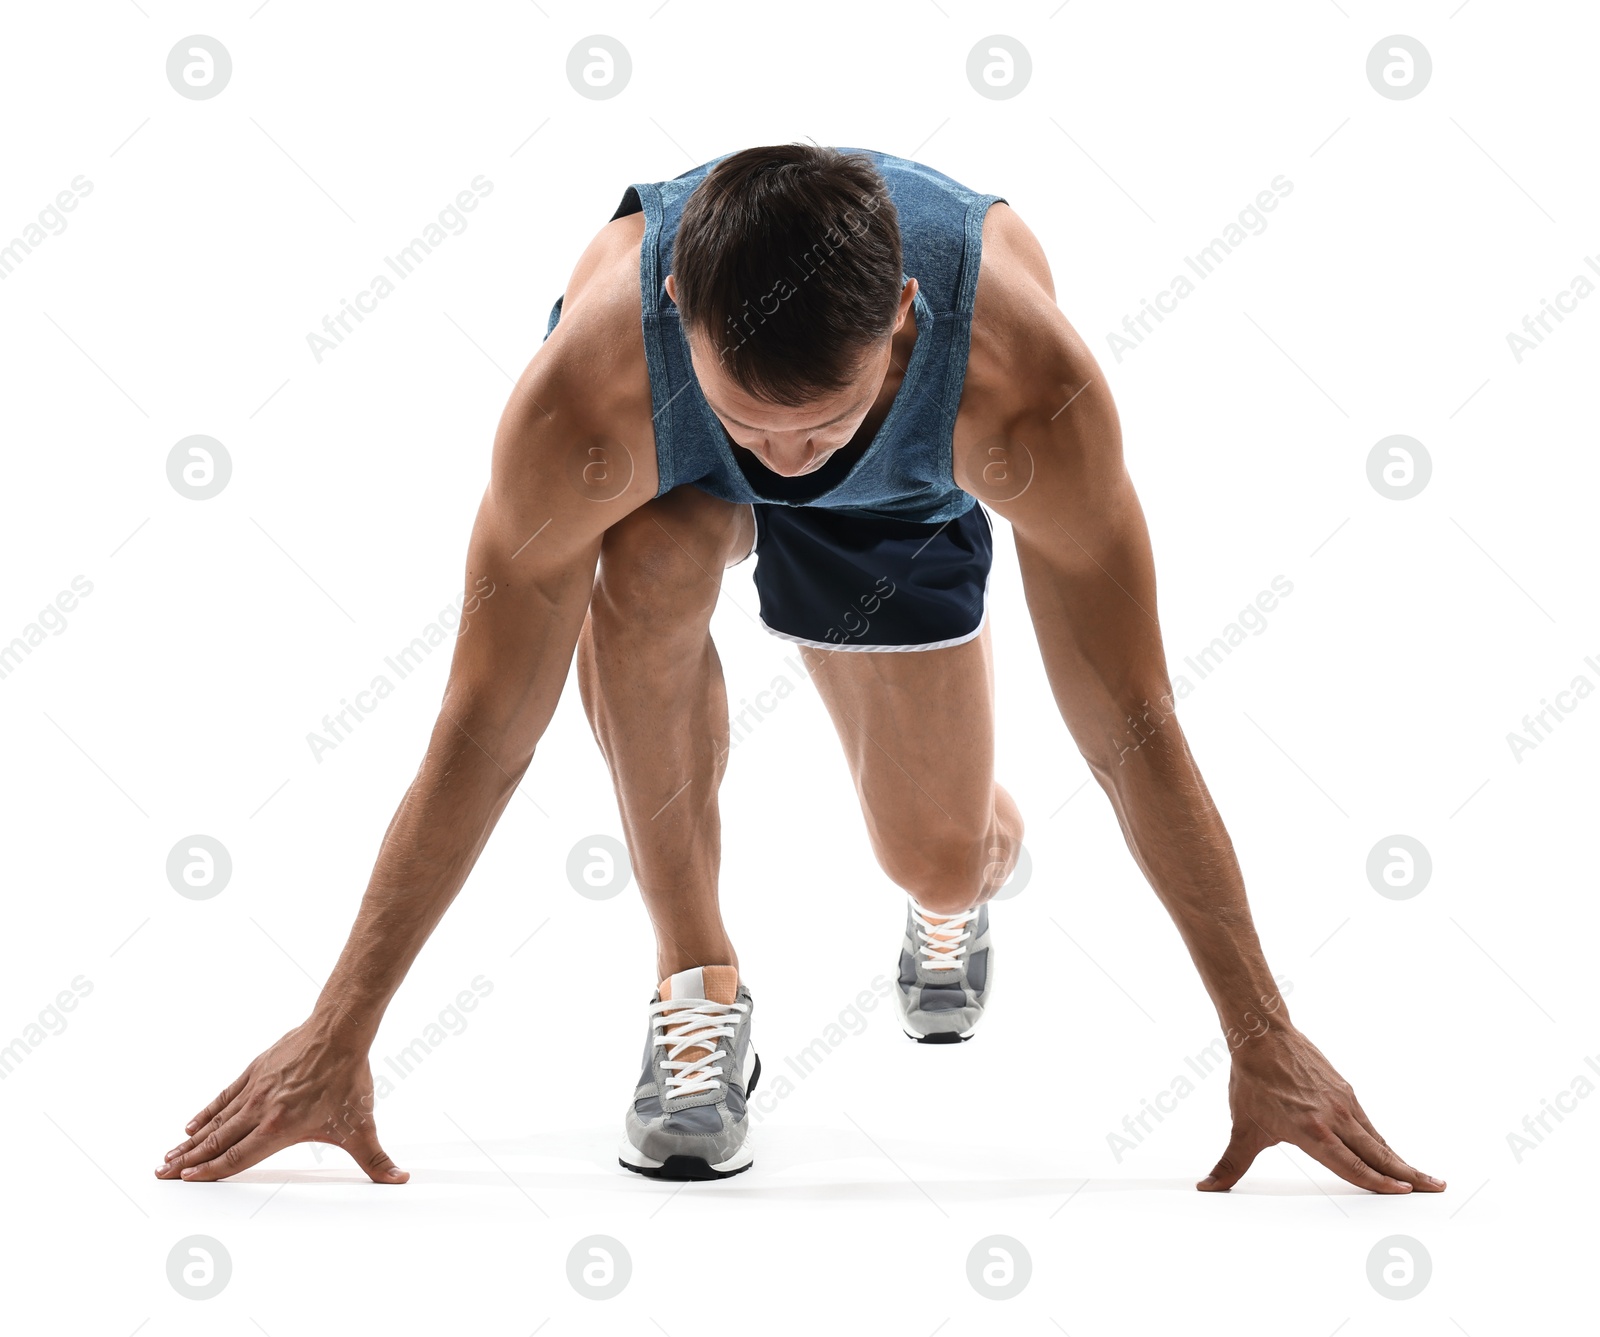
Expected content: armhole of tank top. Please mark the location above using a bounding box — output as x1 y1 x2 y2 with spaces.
630 184 675 498
939 194 1006 500
956 193 1006 315
610 185 644 221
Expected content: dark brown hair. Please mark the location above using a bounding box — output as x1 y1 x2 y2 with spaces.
672 144 903 407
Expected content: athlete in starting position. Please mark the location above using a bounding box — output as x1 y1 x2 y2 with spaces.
157 145 1443 1192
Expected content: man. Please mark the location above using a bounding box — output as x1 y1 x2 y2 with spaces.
156 145 1443 1192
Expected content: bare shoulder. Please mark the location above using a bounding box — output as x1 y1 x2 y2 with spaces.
489 212 658 523
955 202 1124 517
520 211 651 436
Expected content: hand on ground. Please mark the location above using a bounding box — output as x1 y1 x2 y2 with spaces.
156 1022 407 1184
1198 1026 1443 1195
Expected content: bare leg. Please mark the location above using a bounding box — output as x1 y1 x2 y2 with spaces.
801 622 1023 914
576 485 754 978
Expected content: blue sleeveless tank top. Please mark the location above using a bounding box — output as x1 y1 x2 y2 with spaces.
546 148 1005 524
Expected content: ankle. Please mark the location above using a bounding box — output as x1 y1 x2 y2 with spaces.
656 945 739 980
909 895 978 924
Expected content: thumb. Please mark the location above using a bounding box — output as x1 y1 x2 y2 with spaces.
1198 1124 1265 1192
343 1123 409 1184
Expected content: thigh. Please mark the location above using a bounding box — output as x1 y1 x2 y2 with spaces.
801 621 998 848
592 484 755 625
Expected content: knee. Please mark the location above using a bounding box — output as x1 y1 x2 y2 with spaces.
878 828 1019 915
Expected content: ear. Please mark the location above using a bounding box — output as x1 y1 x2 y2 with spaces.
893 277 918 331
664 274 678 304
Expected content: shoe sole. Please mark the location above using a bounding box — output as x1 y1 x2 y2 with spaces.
618 1148 754 1180
618 1054 761 1182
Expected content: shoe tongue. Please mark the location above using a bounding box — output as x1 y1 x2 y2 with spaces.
658 966 738 1078
659 965 739 1005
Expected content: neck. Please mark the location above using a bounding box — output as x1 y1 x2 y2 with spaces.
856 307 919 445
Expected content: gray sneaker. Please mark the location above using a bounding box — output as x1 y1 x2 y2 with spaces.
619 965 759 1180
893 901 992 1043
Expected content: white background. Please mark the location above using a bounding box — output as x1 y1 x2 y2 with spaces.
2 1 1596 1332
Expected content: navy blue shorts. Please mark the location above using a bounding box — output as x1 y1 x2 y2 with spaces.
748 501 993 652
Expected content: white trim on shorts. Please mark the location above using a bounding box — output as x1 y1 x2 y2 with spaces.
757 577 991 654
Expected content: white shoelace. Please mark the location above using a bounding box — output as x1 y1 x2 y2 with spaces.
649 996 749 1100
912 905 978 970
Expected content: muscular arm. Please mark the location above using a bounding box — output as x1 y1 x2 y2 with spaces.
158 221 656 1182
968 353 1290 1039
960 209 1442 1194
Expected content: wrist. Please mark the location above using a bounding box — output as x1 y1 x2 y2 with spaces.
1214 983 1296 1052
308 992 384 1049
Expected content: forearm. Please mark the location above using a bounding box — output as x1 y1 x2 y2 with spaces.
971 320 1442 1192
1091 715 1292 1040
311 707 531 1043
303 450 611 1044
1013 545 1289 1036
